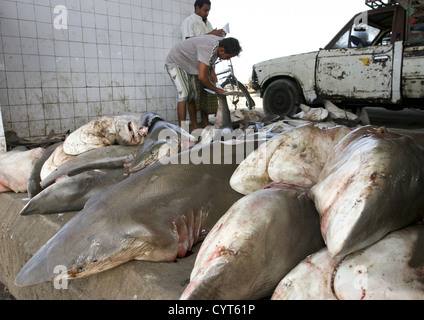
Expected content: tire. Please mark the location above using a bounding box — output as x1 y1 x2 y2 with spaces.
263 79 303 117
220 78 256 110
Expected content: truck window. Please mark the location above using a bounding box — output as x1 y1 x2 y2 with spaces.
331 24 383 49
377 30 392 45
351 24 381 47
328 8 397 49
333 30 350 49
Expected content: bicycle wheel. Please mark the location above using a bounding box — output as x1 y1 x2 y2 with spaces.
220 78 256 110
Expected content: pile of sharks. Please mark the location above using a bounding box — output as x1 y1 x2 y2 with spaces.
3 93 424 300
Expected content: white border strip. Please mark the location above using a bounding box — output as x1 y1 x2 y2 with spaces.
0 105 6 152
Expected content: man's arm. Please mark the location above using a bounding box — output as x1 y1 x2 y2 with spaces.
207 29 226 37
209 68 218 84
198 62 225 94
185 29 226 40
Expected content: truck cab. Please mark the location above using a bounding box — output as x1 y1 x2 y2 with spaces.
251 0 424 116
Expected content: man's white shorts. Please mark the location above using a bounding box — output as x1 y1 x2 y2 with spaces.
165 64 196 103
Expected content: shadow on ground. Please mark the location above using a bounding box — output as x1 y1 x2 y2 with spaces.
0 282 15 300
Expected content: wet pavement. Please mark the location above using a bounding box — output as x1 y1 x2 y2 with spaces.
364 107 424 129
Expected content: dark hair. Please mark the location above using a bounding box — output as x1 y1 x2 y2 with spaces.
194 0 211 9
219 38 242 56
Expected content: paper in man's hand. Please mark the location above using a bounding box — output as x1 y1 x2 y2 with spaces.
222 23 230 34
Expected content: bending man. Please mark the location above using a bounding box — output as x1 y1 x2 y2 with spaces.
181 0 226 128
165 35 242 132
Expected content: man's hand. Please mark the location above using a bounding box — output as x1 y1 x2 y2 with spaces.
209 28 226 37
199 62 226 94
215 87 226 95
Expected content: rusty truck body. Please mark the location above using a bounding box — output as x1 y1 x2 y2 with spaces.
251 0 424 116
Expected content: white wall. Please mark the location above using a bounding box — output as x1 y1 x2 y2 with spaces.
0 0 193 139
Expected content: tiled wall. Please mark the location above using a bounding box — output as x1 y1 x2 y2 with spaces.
0 0 192 139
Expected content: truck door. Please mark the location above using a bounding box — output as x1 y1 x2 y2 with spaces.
316 7 404 104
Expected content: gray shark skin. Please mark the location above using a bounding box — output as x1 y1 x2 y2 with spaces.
129 114 193 173
214 91 243 129
129 140 173 173
214 94 232 129
20 168 129 216
129 95 243 174
15 141 254 287
387 127 424 149
180 183 325 300
310 125 424 258
40 145 142 189
27 142 62 198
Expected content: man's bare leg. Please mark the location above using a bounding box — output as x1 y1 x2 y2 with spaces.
187 101 199 132
200 110 212 128
177 101 187 127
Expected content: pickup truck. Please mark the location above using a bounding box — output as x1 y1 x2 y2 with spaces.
251 0 424 117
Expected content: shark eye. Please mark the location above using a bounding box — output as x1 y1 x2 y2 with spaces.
128 122 133 132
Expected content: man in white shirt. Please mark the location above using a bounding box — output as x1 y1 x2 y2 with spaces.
165 36 242 132
181 0 226 40
180 0 226 128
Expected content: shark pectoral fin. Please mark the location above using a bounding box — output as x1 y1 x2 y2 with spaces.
123 221 179 263
131 235 179 263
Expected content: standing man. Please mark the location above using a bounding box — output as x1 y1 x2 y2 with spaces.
181 0 227 128
181 0 226 40
165 35 242 132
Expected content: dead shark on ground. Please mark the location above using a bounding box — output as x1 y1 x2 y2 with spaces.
14 140 261 287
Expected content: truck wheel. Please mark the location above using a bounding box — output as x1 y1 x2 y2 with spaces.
263 79 303 117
